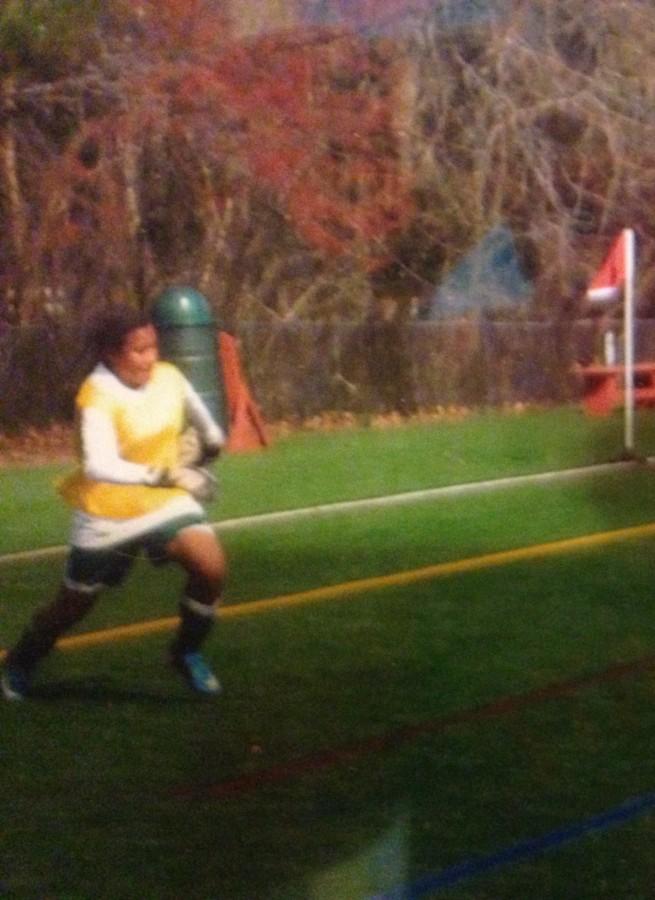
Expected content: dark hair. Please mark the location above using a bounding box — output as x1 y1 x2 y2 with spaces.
91 305 152 361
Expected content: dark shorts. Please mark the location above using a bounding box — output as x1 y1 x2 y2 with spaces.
64 514 209 594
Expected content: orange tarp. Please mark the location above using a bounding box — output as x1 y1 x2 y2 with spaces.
218 332 269 452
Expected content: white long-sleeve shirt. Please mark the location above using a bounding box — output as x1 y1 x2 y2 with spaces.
79 364 224 484
59 362 225 548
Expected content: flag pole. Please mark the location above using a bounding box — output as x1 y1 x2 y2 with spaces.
623 228 636 456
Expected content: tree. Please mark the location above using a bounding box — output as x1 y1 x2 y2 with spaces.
0 0 102 79
1 6 418 325
6 0 655 329
0 0 107 322
212 29 415 275
392 0 655 314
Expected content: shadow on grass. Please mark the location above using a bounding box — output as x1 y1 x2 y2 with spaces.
30 677 201 706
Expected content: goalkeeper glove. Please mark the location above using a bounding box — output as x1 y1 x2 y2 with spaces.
200 441 222 464
178 426 222 467
153 466 218 503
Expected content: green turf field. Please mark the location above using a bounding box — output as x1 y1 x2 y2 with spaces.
3 406 655 898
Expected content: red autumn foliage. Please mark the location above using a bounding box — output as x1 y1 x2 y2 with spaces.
130 0 229 53
19 16 415 303
208 28 415 270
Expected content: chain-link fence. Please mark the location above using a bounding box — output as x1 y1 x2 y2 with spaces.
2 318 654 430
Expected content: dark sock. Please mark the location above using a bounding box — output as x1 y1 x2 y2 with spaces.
170 599 215 658
7 589 96 672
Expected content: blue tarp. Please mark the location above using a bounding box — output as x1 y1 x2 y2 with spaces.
430 226 532 317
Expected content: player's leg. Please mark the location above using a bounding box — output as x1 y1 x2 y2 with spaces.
1 545 133 701
1 583 97 700
164 524 226 695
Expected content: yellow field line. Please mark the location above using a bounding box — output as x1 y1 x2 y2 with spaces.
3 520 655 660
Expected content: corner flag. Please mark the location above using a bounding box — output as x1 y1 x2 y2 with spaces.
586 231 630 303
586 228 637 454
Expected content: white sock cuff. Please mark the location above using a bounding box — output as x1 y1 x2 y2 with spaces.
182 596 217 618
63 575 104 596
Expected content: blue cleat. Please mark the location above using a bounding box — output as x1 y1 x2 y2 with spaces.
1 664 31 702
171 652 221 696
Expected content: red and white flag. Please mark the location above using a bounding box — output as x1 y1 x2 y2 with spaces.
586 231 629 303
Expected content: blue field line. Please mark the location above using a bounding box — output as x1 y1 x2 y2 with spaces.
372 790 655 899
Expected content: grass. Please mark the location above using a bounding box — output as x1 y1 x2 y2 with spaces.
4 542 655 898
4 404 655 554
3 405 655 897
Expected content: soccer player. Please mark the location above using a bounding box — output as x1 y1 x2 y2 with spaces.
2 304 227 700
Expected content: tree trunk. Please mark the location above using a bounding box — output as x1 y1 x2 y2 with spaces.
0 75 27 321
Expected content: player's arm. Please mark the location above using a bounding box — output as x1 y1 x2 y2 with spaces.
79 406 161 485
181 379 226 463
80 406 214 499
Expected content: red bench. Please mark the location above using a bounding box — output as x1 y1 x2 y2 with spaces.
574 362 655 415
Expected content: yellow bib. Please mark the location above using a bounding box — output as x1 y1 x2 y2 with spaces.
59 362 188 519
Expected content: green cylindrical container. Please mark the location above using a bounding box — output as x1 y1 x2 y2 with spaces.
151 286 227 431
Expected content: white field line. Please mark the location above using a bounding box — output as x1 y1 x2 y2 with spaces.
0 459 646 567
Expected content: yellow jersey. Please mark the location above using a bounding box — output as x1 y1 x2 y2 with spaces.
59 362 192 519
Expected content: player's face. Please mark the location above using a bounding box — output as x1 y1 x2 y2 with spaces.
108 324 159 388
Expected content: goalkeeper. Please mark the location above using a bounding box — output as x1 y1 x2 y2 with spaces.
2 304 226 700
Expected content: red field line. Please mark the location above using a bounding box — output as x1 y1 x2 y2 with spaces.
172 652 655 801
